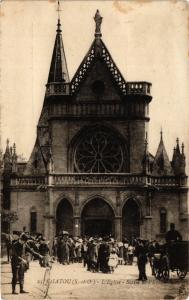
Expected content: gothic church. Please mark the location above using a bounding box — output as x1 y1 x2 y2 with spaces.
1 11 188 242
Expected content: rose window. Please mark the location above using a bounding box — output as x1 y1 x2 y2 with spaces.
74 130 124 173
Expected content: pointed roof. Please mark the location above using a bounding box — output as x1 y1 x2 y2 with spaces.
4 139 11 160
153 131 173 176
47 18 69 84
71 10 126 96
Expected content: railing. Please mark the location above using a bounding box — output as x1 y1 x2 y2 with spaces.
151 176 187 186
11 176 46 186
46 83 70 96
48 103 125 118
45 82 151 97
126 82 151 96
11 174 187 188
53 174 146 186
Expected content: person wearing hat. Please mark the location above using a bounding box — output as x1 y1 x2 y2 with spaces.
11 233 43 294
165 223 182 270
98 237 110 273
134 239 148 281
165 223 182 243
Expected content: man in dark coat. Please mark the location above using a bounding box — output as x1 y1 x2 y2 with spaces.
165 223 182 269
165 223 182 243
98 238 110 273
11 233 42 294
135 239 148 281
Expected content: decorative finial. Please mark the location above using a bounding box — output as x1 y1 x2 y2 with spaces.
176 137 179 145
57 0 62 33
160 127 163 141
13 142 16 155
144 132 148 152
6 139 9 147
181 143 184 154
94 10 103 37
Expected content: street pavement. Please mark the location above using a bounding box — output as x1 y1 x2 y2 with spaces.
1 258 189 300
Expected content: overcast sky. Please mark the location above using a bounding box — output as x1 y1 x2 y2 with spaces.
0 0 189 170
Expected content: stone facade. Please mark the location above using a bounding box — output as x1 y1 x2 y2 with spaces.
1 12 188 242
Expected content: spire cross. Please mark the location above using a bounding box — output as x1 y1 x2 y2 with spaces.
57 0 61 19
56 0 62 33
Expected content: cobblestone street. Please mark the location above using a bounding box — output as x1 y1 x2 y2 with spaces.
1 259 189 300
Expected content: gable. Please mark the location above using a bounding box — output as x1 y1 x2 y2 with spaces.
74 58 122 102
71 39 127 100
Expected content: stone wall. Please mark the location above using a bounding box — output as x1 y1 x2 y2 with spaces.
10 191 45 234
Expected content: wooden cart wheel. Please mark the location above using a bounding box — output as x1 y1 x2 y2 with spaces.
162 268 169 281
161 256 170 281
177 269 187 279
154 267 162 280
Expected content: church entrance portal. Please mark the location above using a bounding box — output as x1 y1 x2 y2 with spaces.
82 198 114 237
56 199 73 235
122 199 140 240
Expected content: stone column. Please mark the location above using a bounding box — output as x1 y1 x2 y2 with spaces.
73 217 81 237
143 216 152 240
44 187 55 249
114 217 122 241
143 191 152 240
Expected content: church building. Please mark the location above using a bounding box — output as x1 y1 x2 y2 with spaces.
1 11 188 242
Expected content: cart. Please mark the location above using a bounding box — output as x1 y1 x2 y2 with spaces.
152 241 189 281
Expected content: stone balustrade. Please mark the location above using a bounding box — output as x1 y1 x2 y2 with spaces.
11 176 46 186
46 83 70 96
11 174 187 188
126 82 151 96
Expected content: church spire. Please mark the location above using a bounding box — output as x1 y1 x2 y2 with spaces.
152 130 173 175
47 0 69 84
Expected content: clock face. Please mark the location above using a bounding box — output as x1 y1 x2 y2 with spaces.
74 129 124 173
91 80 105 95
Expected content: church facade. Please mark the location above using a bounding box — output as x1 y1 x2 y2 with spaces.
1 11 188 242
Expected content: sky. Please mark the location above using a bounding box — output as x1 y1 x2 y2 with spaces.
0 0 189 170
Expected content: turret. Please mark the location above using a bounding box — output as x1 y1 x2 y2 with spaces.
3 139 12 172
171 138 186 175
152 130 173 176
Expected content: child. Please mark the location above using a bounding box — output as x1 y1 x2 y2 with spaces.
108 248 118 273
127 244 134 265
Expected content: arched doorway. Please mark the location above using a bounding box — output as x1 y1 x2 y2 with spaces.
82 198 114 237
122 199 140 240
56 199 73 235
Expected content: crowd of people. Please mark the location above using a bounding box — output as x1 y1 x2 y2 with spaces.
52 233 136 273
1 223 183 295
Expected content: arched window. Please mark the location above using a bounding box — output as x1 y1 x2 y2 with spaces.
160 208 167 233
30 207 37 233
